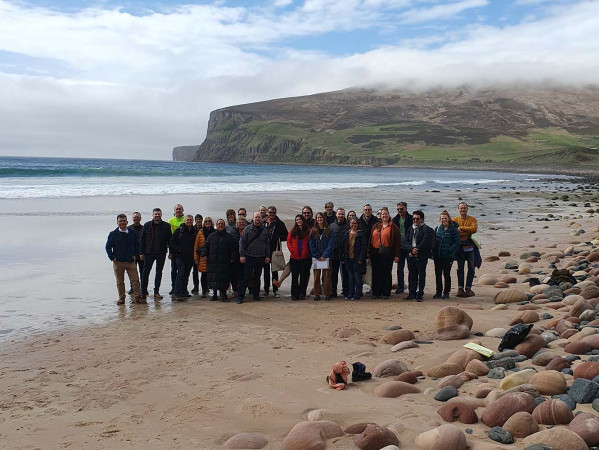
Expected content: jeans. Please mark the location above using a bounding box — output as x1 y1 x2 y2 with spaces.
395 249 409 292
371 248 394 297
346 258 363 299
141 253 166 295
290 258 311 298
113 260 140 300
434 257 453 294
170 257 177 291
239 256 264 300
262 263 279 294
192 265 199 291
331 259 348 297
407 256 428 297
174 258 193 295
456 247 475 288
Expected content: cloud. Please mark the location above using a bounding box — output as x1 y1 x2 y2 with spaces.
0 0 597 159
400 0 489 24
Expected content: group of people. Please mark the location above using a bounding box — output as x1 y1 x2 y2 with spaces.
105 201 480 305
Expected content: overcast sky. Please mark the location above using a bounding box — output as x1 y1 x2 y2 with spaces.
1 0 598 160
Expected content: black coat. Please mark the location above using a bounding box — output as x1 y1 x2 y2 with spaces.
140 220 172 255
402 224 433 259
170 224 198 263
205 230 236 289
330 220 349 260
265 217 288 252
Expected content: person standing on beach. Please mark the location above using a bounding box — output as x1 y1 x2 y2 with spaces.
287 215 311 300
168 204 185 295
238 208 247 220
238 212 270 304
127 211 144 294
259 205 268 220
359 204 379 239
302 206 315 229
106 214 142 305
324 201 336 225
453 202 478 298
392 202 412 295
228 216 247 298
343 217 367 300
329 207 349 298
369 208 401 298
433 210 460 299
140 208 172 300
170 215 198 300
309 212 335 301
200 217 216 297
191 214 203 294
264 206 288 298
205 219 237 302
402 210 433 302
225 209 236 229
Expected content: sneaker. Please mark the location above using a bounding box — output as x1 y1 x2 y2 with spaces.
180 293 191 298
236 298 243 304
273 292 280 298
153 292 163 300
433 292 442 299
221 295 229 302
456 288 466 298
314 295 321 301
416 296 423 302
211 294 218 301
395 288 404 295
442 293 450 300
405 294 415 301
466 288 475 297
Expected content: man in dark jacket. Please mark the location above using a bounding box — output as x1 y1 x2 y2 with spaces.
140 208 172 300
392 201 413 294
106 214 141 305
127 211 144 294
324 201 336 225
170 215 198 300
329 208 349 298
264 206 288 298
359 204 379 239
402 210 433 302
237 212 270 304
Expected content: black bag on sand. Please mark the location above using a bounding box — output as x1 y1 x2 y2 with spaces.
498 323 533 352
352 362 372 382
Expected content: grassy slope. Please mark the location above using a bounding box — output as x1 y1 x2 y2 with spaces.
240 121 599 169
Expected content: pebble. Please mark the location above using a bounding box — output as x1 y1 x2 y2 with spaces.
435 386 459 402
487 358 516 370
569 378 599 403
489 427 514 444
488 368 507 379
542 313 554 320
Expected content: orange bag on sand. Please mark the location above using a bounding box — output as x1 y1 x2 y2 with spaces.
326 360 350 390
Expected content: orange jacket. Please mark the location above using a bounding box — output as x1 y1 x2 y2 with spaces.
193 230 207 272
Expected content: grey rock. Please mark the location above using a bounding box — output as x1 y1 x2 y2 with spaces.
592 397 599 413
488 367 507 379
490 350 520 360
562 368 574 376
535 397 546 406
487 358 516 370
524 445 553 450
564 355 581 362
386 325 403 330
552 394 577 410
568 378 599 403
541 313 554 320
434 386 459 402
489 427 514 445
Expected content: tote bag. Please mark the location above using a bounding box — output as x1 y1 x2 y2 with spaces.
271 239 286 272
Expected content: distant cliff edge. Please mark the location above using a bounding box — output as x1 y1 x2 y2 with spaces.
190 86 599 172
173 145 199 162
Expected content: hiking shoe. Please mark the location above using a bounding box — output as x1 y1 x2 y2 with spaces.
405 295 415 301
442 293 450 300
433 292 442 299
153 292 163 300
395 288 404 295
466 288 475 297
117 298 125 305
456 288 466 298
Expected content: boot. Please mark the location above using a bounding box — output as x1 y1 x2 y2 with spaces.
456 288 466 298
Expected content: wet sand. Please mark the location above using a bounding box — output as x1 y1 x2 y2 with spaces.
1 184 599 448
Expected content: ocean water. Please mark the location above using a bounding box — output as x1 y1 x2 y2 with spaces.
0 156 563 199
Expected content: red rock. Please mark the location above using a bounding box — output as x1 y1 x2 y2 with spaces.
427 363 463 378
344 423 377 434
475 387 493 398
522 427 588 450
545 356 571 371
502 276 517 283
561 329 579 339
379 329 415 345
415 424 467 450
481 392 537 428
529 371 567 396
374 381 421 398
437 403 478 424
565 341 593 354
532 399 574 425
394 372 418 384
281 421 343 450
503 411 539 438
434 307 473 340
446 348 484 369
514 334 546 358
568 412 599 446
372 359 408 378
573 361 599 380
353 424 399 450
465 359 490 376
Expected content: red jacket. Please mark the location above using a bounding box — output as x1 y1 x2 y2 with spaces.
287 230 311 260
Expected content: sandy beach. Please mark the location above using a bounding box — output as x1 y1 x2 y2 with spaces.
1 182 599 449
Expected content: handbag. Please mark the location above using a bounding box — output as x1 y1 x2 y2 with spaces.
271 238 286 272
378 225 393 257
470 232 481 249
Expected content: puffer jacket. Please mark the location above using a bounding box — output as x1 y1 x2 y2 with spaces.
193 229 207 272
309 229 335 259
287 230 311 260
434 224 460 260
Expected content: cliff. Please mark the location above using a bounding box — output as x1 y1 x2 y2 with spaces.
173 145 199 162
193 86 599 170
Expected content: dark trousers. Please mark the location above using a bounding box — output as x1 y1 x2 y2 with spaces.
407 256 428 297
371 249 394 297
230 261 244 293
239 256 263 300
174 258 193 295
396 249 408 292
290 258 311 298
456 247 476 288
130 258 144 290
262 263 279 293
141 252 166 295
201 272 208 295
192 265 199 291
331 259 348 297
171 257 177 291
434 257 453 294
346 258 363 299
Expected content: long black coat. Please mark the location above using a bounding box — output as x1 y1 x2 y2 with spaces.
204 230 236 290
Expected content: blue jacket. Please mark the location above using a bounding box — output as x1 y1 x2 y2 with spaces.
105 228 140 262
309 229 335 259
434 224 460 260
